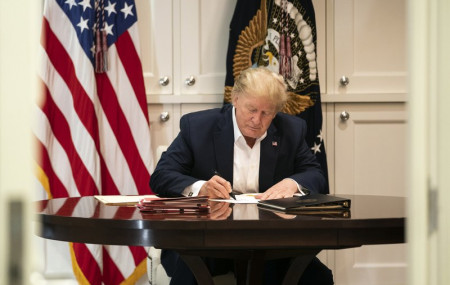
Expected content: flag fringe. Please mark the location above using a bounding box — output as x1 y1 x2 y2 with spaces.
119 258 147 285
35 162 53 199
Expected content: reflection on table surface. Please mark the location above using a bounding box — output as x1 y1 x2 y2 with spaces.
36 195 405 222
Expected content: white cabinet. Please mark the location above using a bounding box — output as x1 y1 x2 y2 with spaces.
140 0 234 159
148 104 176 166
329 103 407 285
324 1 408 283
334 244 406 285
179 0 236 95
138 0 173 95
333 103 407 196
140 0 235 164
330 0 407 98
138 0 236 97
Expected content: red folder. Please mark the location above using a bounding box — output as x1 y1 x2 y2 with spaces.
137 196 210 213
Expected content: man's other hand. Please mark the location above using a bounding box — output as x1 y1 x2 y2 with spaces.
256 179 298 200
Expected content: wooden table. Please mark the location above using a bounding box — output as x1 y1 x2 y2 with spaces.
35 195 405 285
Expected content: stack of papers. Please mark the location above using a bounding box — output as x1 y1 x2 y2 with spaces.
137 196 210 213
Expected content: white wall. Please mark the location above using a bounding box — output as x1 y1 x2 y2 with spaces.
408 0 450 284
0 0 41 284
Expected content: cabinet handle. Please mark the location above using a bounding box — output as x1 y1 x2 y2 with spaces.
160 112 170 122
159 76 170 86
340 111 350 121
185 76 196 86
339 76 350 86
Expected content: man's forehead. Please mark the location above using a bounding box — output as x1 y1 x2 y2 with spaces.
242 97 276 110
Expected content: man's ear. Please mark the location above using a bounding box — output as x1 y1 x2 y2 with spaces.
231 93 238 106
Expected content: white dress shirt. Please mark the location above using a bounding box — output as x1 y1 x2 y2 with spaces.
231 107 266 194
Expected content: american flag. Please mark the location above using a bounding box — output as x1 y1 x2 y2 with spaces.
35 0 153 283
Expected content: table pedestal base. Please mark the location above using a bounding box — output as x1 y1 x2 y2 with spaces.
179 249 321 285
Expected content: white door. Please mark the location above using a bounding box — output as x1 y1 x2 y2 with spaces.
148 104 176 167
334 103 407 196
333 102 407 285
138 0 174 95
179 0 237 95
333 0 407 95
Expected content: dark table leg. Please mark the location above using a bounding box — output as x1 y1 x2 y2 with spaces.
180 251 267 285
180 254 215 285
282 252 319 285
243 250 265 285
234 259 247 285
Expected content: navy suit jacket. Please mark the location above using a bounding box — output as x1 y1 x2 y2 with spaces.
150 104 326 197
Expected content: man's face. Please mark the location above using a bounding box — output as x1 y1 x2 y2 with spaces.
233 94 277 140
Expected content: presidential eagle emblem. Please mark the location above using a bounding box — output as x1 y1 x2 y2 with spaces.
224 0 320 115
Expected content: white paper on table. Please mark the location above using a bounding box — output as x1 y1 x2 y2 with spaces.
94 195 158 205
210 193 260 204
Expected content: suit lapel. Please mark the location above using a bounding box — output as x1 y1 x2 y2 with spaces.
259 124 279 192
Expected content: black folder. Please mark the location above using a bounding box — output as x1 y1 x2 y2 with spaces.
258 194 351 213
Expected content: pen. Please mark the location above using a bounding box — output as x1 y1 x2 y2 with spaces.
213 170 236 200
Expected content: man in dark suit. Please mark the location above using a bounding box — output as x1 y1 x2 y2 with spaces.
150 67 333 285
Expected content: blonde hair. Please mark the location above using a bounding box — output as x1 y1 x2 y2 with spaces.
231 67 288 112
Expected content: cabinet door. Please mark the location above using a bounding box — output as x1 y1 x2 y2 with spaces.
148 104 176 167
333 103 407 285
334 103 407 196
179 0 236 95
335 244 406 285
148 103 221 164
334 0 407 94
138 0 173 95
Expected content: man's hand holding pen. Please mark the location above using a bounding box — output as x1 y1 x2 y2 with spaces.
199 172 234 199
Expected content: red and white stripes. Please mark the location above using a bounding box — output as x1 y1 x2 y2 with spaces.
35 0 153 283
